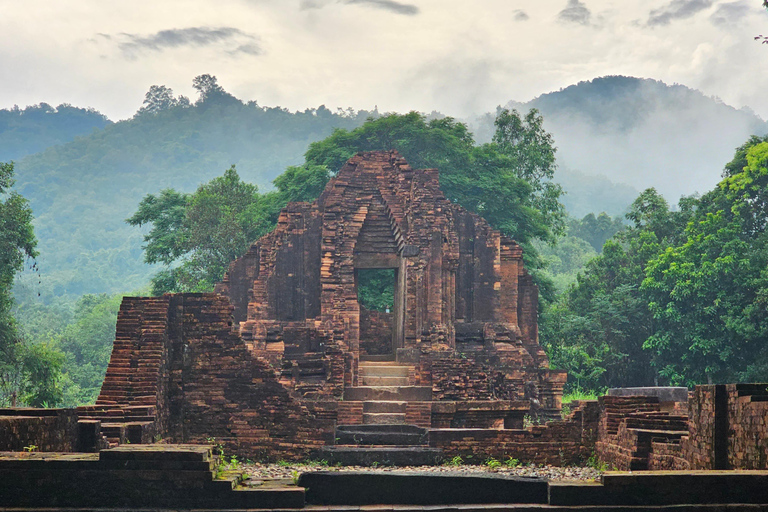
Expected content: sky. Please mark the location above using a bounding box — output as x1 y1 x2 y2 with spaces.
1 0 767 121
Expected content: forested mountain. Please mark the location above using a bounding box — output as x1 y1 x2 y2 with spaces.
472 76 768 202
12 84 372 297
0 103 111 163
8 75 767 300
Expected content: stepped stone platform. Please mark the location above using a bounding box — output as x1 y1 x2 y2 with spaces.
316 424 443 466
299 471 549 505
343 385 433 402
0 444 303 509
335 424 429 445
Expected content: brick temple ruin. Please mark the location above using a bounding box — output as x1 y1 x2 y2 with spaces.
68 150 568 460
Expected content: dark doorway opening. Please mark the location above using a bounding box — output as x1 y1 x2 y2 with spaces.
356 268 395 357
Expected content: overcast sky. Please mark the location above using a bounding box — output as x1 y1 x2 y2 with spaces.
1 0 767 120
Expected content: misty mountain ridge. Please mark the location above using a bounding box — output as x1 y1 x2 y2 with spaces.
4 74 765 298
0 103 111 163
475 75 768 201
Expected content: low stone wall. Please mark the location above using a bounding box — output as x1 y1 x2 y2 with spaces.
595 395 688 471
429 400 599 465
596 384 768 471
0 408 78 451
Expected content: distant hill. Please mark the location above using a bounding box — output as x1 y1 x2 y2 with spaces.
0 103 111 162
12 94 371 297
471 76 768 201
10 75 766 299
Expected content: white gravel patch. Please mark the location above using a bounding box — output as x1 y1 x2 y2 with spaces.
241 462 602 482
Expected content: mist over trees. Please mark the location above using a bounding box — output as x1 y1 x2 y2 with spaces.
472 76 768 202
131 109 565 295
542 136 768 390
0 103 110 163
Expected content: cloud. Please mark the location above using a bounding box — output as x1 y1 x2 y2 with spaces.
345 0 419 15
299 0 324 9
557 0 592 25
513 10 529 21
115 27 261 58
710 1 750 26
647 0 714 26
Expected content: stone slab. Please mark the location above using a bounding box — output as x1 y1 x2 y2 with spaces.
313 446 444 466
607 387 688 403
343 386 432 401
550 471 768 506
299 471 548 505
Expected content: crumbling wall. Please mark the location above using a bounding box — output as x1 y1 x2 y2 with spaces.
429 400 599 465
680 384 768 470
359 308 393 356
595 395 688 471
0 409 78 451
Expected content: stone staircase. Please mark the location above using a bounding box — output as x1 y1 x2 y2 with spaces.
359 361 414 424
77 296 170 446
345 361 431 425
317 361 442 465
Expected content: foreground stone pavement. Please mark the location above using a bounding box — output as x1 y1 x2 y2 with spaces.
2 444 768 511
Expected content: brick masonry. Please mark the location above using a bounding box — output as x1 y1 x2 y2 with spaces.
215 151 565 406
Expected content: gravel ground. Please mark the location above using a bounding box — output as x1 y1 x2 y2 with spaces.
241 462 602 482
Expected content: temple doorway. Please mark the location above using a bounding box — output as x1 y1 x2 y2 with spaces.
355 267 399 358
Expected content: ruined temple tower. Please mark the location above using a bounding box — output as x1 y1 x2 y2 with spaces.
216 150 563 408
86 150 565 457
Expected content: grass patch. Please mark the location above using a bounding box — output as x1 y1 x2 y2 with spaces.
562 386 602 404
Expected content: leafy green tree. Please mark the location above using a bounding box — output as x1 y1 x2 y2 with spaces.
642 140 768 384
128 166 272 293
541 188 695 390
55 293 122 406
301 110 565 271
536 235 597 293
568 212 625 251
130 110 565 296
0 162 64 407
136 85 189 116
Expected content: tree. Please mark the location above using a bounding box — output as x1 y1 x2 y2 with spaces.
0 162 63 407
540 188 695 391
129 111 564 296
135 85 189 116
128 166 272 294
642 140 768 384
55 293 122 406
191 74 238 105
568 212 625 252
302 110 565 272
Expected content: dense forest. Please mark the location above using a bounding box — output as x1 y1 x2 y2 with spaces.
2 74 767 406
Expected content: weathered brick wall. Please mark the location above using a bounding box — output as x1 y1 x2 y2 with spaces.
163 294 333 460
0 409 78 451
417 353 565 415
217 151 560 407
595 396 688 471
429 400 599 465
726 384 768 469
418 355 514 401
359 308 393 356
649 440 690 470
681 385 718 469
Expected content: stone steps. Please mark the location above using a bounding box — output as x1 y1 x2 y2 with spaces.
363 400 407 413
362 412 406 424
361 375 409 386
359 365 410 377
313 446 444 467
335 424 428 445
344 386 432 402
